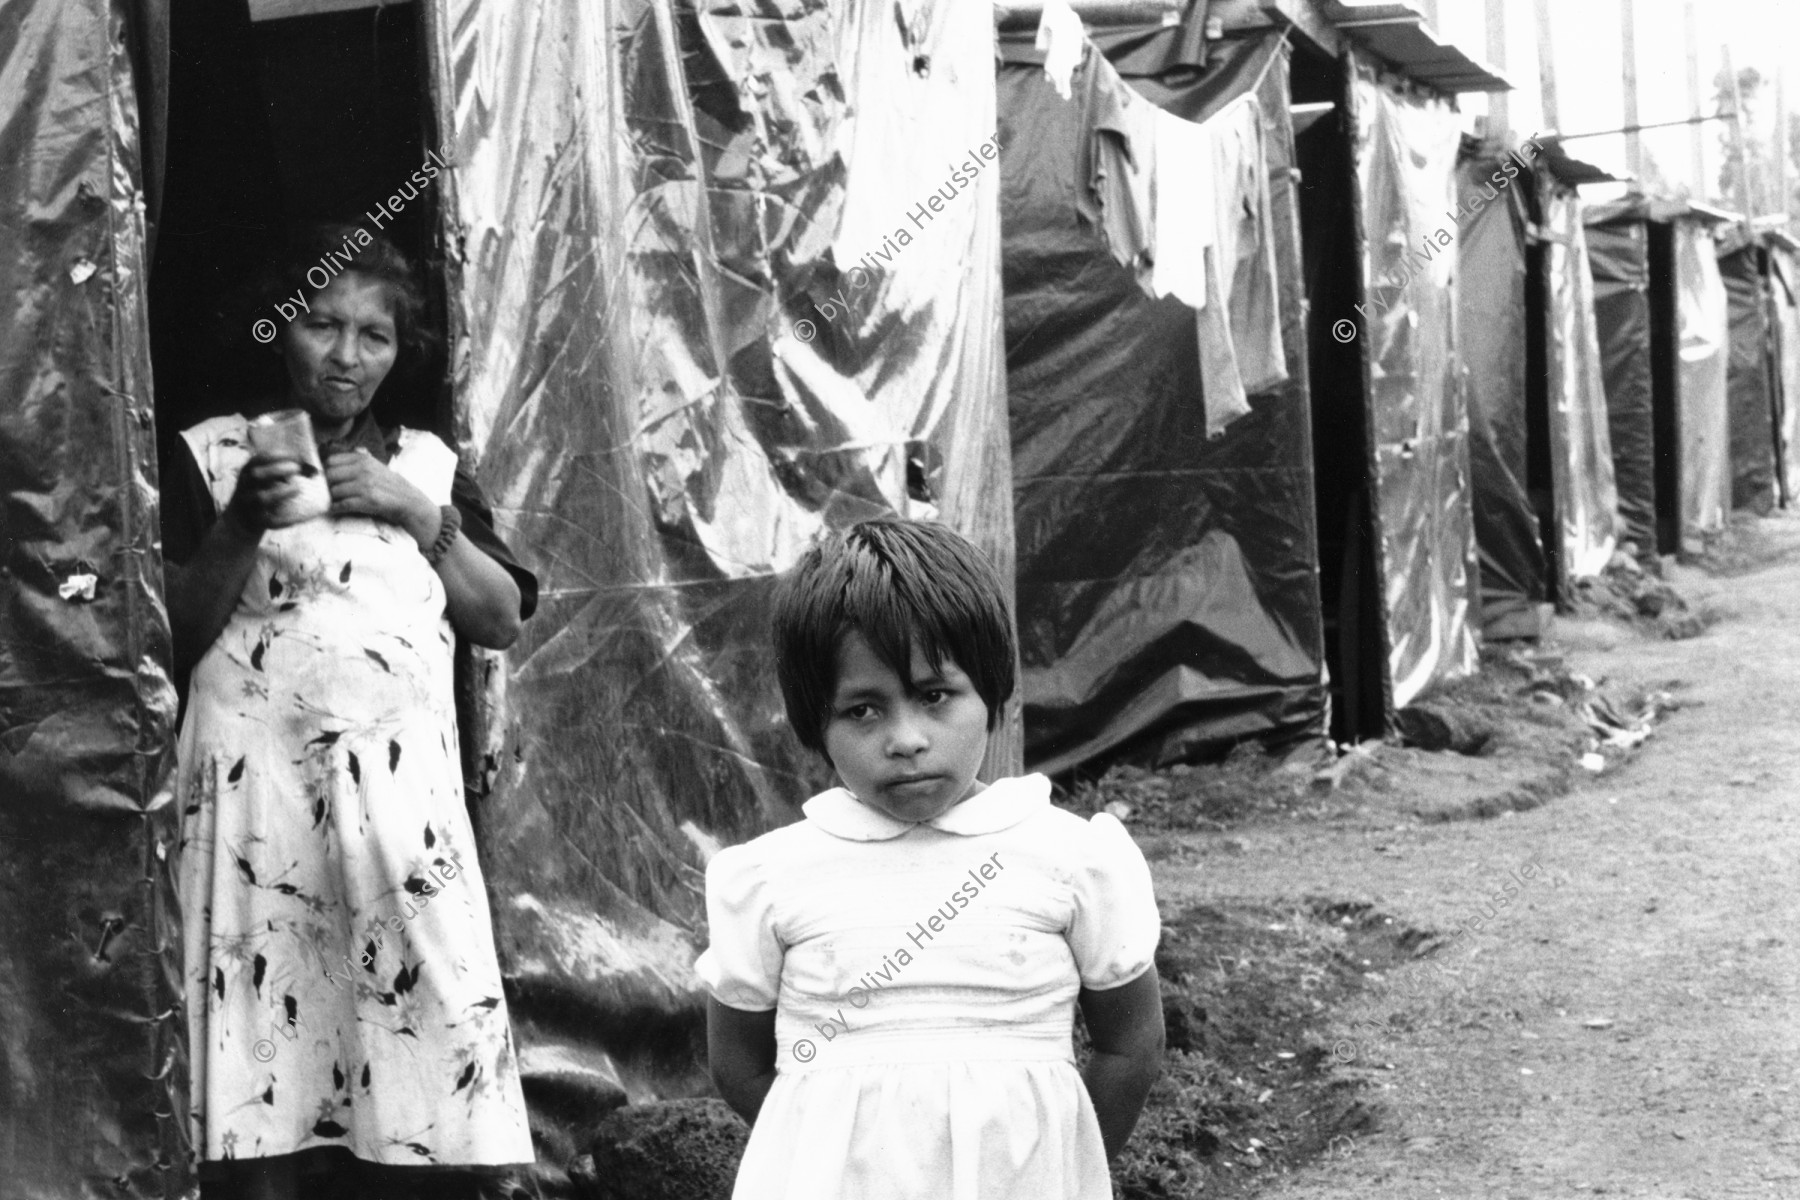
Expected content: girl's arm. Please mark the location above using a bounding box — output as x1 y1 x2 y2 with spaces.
708 997 778 1126
1078 964 1165 1161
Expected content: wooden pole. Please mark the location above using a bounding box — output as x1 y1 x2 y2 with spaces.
1533 0 1560 133
1485 0 1508 139
1725 43 1755 216
1778 64 1790 223
1620 0 1641 178
1685 0 1706 197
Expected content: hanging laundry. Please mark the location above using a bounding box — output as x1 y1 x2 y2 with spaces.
1035 0 1087 101
1070 51 1286 438
1159 94 1288 436
1073 45 1157 275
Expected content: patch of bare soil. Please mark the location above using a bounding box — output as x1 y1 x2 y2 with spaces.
1094 899 1428 1199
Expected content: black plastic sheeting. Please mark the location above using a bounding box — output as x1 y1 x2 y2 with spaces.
1538 184 1619 587
1584 210 1658 551
422 0 1015 1154
1349 53 1478 709
1455 145 1546 635
0 0 188 1196
1718 241 1779 514
997 30 1325 775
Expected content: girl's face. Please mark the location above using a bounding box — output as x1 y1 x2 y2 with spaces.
822 631 990 824
280 271 399 432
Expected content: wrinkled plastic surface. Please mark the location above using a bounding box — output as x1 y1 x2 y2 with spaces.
1455 149 1545 633
1675 221 1731 538
1540 185 1618 584
1350 54 1478 709
0 0 187 1195
998 30 1325 774
1719 244 1778 514
1585 210 1657 550
1773 247 1800 504
424 0 1014 1124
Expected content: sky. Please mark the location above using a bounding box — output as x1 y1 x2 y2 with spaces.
1435 0 1794 208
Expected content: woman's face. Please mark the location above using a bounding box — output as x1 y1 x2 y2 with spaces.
280 271 399 429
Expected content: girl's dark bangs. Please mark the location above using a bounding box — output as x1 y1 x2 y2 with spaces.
841 569 948 692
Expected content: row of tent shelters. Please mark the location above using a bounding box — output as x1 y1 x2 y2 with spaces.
10 0 1800 1193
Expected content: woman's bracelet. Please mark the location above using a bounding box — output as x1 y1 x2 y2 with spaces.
424 504 461 567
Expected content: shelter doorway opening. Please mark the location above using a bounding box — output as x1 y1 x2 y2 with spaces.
148 0 448 473
1292 44 1384 745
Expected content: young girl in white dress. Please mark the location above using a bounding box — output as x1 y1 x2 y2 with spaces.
696 518 1165 1200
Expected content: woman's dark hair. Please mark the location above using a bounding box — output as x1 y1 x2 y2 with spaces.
270 223 438 373
771 518 1016 757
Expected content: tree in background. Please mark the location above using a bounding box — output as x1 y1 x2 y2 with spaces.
1715 64 1772 215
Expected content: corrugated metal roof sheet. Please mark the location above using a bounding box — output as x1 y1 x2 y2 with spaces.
1534 136 1619 188
1321 0 1510 93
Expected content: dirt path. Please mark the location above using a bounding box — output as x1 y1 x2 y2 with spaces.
1151 514 1800 1200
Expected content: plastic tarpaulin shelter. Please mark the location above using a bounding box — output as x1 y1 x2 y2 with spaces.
1674 220 1732 541
1772 243 1800 504
1349 53 1478 709
1454 143 1545 637
1718 235 1780 514
1587 200 1731 553
1538 185 1618 585
422 0 1014 1146
0 0 189 1196
996 27 1325 774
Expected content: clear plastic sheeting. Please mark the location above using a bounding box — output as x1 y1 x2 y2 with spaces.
0 0 187 1195
1675 220 1731 539
998 29 1326 775
1773 246 1800 504
1454 146 1545 636
1540 187 1618 584
1350 53 1478 709
1718 239 1779 514
423 0 1013 1129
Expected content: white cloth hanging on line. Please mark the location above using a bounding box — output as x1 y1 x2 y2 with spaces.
1072 49 1289 438
1036 0 1087 100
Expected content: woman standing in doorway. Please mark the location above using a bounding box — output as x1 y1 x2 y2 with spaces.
161 227 535 1198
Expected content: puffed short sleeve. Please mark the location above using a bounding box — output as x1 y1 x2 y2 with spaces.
1066 813 1161 990
693 844 784 1012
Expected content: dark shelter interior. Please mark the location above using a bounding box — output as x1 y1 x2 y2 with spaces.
1290 40 1385 743
149 0 446 472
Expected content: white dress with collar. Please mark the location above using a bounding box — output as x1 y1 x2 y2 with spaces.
695 774 1160 1200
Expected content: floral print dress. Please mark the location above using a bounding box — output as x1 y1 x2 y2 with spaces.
174 414 533 1167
